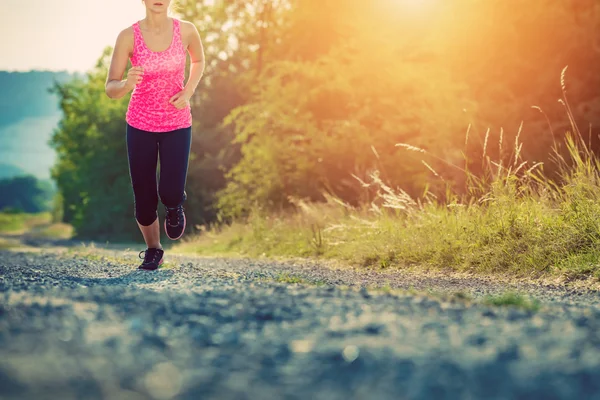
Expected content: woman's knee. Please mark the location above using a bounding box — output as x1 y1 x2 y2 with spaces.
135 207 158 226
132 189 159 226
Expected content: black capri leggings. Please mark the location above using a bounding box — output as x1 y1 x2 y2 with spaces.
126 122 192 226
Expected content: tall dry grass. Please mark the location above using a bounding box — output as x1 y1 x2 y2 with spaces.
175 67 600 281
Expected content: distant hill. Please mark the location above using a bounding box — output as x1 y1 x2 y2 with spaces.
0 114 62 179
0 163 28 180
0 70 79 179
0 70 78 128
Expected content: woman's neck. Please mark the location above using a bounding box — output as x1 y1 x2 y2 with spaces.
142 13 171 32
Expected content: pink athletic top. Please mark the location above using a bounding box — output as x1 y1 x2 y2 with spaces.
126 18 192 132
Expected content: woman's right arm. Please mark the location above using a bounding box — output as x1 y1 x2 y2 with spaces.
105 28 143 99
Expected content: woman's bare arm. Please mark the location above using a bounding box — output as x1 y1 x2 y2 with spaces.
105 28 142 99
182 21 205 96
168 21 206 109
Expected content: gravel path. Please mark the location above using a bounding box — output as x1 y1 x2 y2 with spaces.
1 246 600 400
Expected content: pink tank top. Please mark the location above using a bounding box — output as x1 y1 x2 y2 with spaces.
126 18 192 132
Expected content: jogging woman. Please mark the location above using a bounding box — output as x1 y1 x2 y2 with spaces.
105 0 205 270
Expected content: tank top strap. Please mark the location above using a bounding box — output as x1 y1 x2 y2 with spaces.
131 21 142 60
172 18 182 48
132 21 141 41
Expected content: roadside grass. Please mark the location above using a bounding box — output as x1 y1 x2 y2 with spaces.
0 212 31 233
0 237 22 250
175 67 600 284
0 211 73 239
175 179 600 282
30 222 73 239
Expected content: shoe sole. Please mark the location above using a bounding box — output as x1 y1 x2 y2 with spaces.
165 212 186 240
138 255 164 271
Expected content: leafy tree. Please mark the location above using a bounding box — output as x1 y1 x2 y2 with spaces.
216 0 600 216
216 0 474 216
49 48 134 240
176 0 290 223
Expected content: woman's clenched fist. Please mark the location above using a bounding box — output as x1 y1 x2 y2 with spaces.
125 66 144 90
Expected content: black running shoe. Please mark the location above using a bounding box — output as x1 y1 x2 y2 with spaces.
138 247 164 270
164 204 186 240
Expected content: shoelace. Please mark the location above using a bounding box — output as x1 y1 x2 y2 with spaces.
165 205 184 227
138 248 162 265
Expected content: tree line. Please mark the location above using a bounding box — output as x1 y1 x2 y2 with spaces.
49 0 600 240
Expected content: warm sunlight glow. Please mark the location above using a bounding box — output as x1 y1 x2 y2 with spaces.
381 0 437 16
398 0 431 5
1 0 144 72
389 0 436 9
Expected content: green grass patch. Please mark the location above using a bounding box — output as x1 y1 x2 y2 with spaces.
483 291 541 312
274 272 307 284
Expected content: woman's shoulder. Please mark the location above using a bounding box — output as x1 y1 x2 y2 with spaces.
173 17 190 24
116 25 135 42
175 19 195 31
175 18 198 38
112 25 135 54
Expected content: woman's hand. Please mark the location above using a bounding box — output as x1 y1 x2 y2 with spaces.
169 89 192 109
125 66 144 90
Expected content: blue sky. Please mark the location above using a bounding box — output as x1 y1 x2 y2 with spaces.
2 0 145 72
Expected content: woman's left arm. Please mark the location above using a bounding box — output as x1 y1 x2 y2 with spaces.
170 21 205 109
